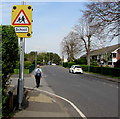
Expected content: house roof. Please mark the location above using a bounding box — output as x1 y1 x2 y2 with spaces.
82 43 120 57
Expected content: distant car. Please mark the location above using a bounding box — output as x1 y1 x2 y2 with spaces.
69 65 83 74
51 63 56 66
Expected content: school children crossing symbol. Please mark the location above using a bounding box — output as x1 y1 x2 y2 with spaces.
11 5 32 38
12 10 31 25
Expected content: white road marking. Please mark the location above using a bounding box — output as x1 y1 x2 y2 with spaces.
103 82 118 88
109 84 113 87
25 86 87 119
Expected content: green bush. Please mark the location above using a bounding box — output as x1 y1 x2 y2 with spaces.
81 65 120 77
2 25 19 87
15 61 20 69
80 65 89 71
90 60 98 66
24 61 32 69
2 25 19 117
29 64 35 73
14 69 29 74
63 62 68 68
90 66 100 73
37 61 42 65
68 62 76 68
112 67 120 77
74 57 87 65
100 67 112 75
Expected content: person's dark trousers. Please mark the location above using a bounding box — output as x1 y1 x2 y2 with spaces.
35 76 41 88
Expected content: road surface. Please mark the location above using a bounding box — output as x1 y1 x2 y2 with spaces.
41 65 118 117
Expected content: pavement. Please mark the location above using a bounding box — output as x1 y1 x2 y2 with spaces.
13 88 79 118
10 69 119 118
10 74 80 118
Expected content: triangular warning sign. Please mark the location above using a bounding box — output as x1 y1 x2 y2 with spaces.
12 10 31 25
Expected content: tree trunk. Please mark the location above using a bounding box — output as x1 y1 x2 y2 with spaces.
87 36 91 66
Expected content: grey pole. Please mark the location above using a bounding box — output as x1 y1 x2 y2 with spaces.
18 37 25 110
18 1 26 110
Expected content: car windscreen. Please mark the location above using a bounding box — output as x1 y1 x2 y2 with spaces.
75 66 81 68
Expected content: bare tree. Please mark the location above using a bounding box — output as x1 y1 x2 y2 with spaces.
83 2 120 41
61 32 82 62
74 17 98 65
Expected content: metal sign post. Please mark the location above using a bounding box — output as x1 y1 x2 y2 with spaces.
18 37 25 110
11 1 32 110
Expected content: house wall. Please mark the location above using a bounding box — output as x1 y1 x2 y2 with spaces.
116 48 120 60
90 48 120 66
111 48 120 66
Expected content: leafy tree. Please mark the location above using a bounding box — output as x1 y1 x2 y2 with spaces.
52 53 61 65
2 25 19 116
25 51 36 63
2 25 19 88
25 51 61 65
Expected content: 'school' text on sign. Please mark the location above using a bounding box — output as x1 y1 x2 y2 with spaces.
15 27 29 33
11 5 32 38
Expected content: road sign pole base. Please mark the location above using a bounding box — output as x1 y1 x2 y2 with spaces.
17 78 23 110
18 103 22 110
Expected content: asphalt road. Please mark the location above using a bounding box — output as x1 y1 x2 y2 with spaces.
41 65 118 117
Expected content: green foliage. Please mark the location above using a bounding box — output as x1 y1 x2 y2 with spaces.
80 65 89 71
14 69 29 74
2 25 19 117
52 53 61 65
15 61 20 69
68 62 76 68
25 51 36 63
25 52 61 65
2 25 19 87
63 62 68 68
90 59 98 66
24 61 32 69
29 64 35 73
36 61 42 65
81 65 120 77
74 57 87 65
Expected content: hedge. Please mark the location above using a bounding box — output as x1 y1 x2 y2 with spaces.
24 61 32 69
63 62 76 68
81 65 120 77
14 64 35 74
63 62 68 68
29 64 35 73
14 69 29 74
63 62 120 77
68 62 76 68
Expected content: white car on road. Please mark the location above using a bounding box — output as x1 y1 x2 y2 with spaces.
69 65 83 74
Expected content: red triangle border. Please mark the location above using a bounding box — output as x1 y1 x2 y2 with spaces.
12 9 31 25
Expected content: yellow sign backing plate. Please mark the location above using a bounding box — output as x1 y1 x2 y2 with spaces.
11 5 32 38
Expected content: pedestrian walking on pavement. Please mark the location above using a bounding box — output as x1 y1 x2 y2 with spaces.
34 64 42 88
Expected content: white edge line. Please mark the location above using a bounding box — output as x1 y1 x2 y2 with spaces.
24 86 87 119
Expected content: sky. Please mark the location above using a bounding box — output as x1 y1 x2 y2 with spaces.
1 1 88 56
1 0 118 57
